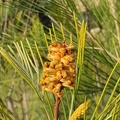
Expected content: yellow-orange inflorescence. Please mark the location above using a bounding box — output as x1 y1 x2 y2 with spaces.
70 100 90 120
40 41 76 97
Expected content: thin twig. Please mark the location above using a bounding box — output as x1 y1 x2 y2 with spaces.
23 0 35 38
54 95 60 120
20 80 28 120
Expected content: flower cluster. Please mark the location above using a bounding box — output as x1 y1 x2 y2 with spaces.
40 41 76 97
70 100 90 120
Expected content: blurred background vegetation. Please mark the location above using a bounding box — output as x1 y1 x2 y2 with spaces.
0 0 120 120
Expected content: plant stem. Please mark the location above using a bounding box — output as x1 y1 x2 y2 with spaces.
54 95 60 120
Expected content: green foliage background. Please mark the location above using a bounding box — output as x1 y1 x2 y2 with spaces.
0 0 120 120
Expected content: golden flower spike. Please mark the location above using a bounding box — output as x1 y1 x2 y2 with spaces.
40 41 76 98
70 100 90 120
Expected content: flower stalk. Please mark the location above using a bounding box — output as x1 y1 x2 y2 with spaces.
40 41 76 120
54 95 61 120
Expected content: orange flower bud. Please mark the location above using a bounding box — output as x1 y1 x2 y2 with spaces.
43 68 56 74
63 80 71 85
44 77 49 83
49 75 57 82
66 44 74 54
56 71 62 80
50 60 58 68
61 71 67 78
55 83 62 93
55 63 63 70
60 78 68 82
49 46 60 52
45 88 52 92
48 83 54 90
64 55 73 62
44 62 50 68
48 41 60 52
69 66 75 73
61 58 69 66
62 80 74 89
59 47 66 57
47 53 61 61
42 73 48 79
